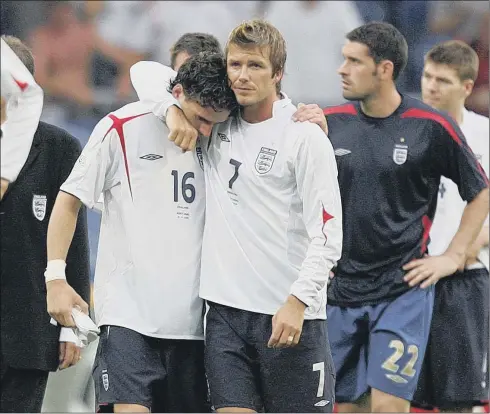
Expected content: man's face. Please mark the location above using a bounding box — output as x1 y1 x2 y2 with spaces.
172 84 229 138
226 43 280 107
338 41 381 101
173 51 191 72
421 61 471 112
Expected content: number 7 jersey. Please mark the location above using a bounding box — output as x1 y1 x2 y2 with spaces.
200 97 343 319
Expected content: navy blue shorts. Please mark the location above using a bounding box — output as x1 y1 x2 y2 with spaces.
414 268 489 409
93 325 209 413
327 286 434 402
205 302 336 412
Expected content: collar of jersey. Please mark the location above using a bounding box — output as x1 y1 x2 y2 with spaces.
239 91 292 126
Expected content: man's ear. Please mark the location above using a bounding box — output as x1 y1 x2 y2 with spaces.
379 60 394 81
462 79 474 99
172 84 184 99
273 69 284 84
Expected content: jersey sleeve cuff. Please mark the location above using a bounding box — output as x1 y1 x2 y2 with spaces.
59 187 96 210
464 183 489 204
289 284 318 312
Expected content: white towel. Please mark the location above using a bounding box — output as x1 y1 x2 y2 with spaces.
51 308 99 348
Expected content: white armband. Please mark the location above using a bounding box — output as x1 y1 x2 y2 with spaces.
44 259 67 283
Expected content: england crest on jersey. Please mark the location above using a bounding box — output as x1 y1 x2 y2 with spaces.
255 147 277 174
32 194 47 221
393 144 408 165
102 372 109 391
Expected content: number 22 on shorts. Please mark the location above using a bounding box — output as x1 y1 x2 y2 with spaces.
381 339 419 383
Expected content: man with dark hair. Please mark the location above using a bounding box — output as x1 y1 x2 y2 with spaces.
0 35 90 413
322 22 489 412
46 52 236 413
170 32 221 71
413 40 489 414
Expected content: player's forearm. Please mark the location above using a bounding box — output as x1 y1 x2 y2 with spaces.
47 191 82 262
292 135 343 310
445 188 489 263
130 61 179 116
468 224 489 255
291 240 341 308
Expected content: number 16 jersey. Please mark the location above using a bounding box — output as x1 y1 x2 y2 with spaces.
61 101 205 339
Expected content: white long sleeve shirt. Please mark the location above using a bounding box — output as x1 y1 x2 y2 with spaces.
1 38 43 183
130 62 343 319
200 100 343 319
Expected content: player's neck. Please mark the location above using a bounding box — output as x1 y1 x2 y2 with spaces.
447 105 465 125
360 87 402 118
241 94 281 124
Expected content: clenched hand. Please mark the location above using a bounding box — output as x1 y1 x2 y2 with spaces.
47 280 89 327
166 106 198 151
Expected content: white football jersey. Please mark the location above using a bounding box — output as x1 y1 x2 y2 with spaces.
429 108 489 270
1 38 43 183
200 97 343 319
61 101 206 339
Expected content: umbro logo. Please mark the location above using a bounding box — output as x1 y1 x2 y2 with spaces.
218 133 230 142
140 154 163 161
334 148 351 156
314 400 330 407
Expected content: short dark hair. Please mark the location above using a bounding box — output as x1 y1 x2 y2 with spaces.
425 40 479 82
168 52 238 112
346 22 408 80
170 33 222 70
1 35 35 75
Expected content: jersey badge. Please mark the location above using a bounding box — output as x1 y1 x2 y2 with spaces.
102 370 109 391
32 194 47 221
255 147 277 174
393 143 408 165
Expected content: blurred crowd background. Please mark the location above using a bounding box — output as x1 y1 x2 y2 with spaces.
1 1 488 411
